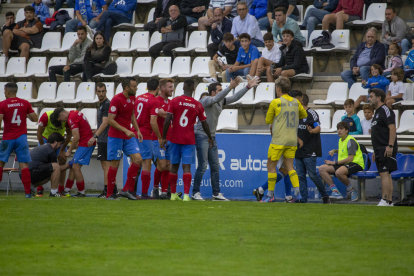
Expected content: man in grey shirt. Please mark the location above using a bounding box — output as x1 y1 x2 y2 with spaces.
192 77 259 201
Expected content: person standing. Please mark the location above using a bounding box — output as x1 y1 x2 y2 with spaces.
368 88 398 207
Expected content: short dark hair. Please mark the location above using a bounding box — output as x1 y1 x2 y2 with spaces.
337 121 349 132
24 5 35 13
183 79 195 93
344 99 354 106
96 82 106 90
5 11 14 17
47 132 64 144
386 6 396 13
282 29 294 37
223 32 234 42
77 25 87 33
50 108 64 128
370 64 383 77
289 90 303 98
121 77 136 90
5 82 18 93
369 88 386 102
238 33 251 41
147 78 159 91
302 94 309 106
274 7 287 14
208 82 222 95
263 33 274 41
199 92 209 100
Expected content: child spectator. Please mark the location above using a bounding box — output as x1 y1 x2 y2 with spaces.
360 104 374 135
31 0 50 25
404 38 414 82
247 32 281 81
386 67 405 108
356 64 390 108
383 42 403 77
341 99 362 135
204 32 240 83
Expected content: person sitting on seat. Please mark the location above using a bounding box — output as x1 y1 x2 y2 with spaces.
321 0 364 31
198 0 237 31
204 8 233 58
1 12 16 37
231 1 264 47
31 0 50 25
272 7 305 46
83 31 111 82
65 0 108 34
299 0 338 38
144 0 181 35
180 0 210 25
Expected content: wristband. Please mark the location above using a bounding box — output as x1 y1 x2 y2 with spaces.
246 85 251 90
93 134 98 139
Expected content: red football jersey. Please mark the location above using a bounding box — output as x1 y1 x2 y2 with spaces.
0 97 34 140
108 93 135 140
168 95 207 145
67 110 95 147
151 96 172 141
134 93 158 140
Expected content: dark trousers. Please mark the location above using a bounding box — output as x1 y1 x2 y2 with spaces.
404 69 414 81
49 64 83 82
143 20 157 35
207 42 219 59
83 61 104 81
149 41 184 59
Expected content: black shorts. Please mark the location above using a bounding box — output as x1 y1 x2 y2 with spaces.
10 35 34 50
30 164 53 184
332 162 363 175
394 98 403 103
376 157 398 173
97 142 108 161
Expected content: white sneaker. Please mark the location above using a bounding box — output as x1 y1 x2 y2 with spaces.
192 192 205 201
86 25 96 38
213 193 230 201
246 74 253 81
377 199 393 206
235 76 246 82
203 77 218 83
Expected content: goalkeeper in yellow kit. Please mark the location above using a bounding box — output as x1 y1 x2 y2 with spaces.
261 77 308 202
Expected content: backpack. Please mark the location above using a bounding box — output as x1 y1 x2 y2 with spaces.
311 30 335 49
394 194 414 206
359 144 371 170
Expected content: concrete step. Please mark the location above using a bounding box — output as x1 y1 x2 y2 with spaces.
306 89 328 102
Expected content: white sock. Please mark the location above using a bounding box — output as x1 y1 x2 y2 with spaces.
51 189 57 195
79 190 85 194
346 183 353 191
64 188 71 192
267 190 274 197
258 187 264 194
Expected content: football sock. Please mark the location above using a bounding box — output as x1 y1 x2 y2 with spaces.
267 172 277 192
77 181 85 193
258 186 264 194
346 183 353 191
288 170 299 188
58 185 64 193
153 168 162 189
123 163 140 192
183 173 192 195
267 190 274 197
0 167 2 182
37 186 44 192
65 179 75 190
161 171 169 193
51 189 57 195
141 170 151 195
21 168 31 195
260 172 285 192
330 184 338 191
107 166 118 197
169 173 178 194
284 176 292 197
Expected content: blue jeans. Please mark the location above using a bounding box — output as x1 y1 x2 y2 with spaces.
55 0 75 10
65 17 99 33
296 156 328 202
193 135 220 196
341 66 370 89
301 8 329 38
185 16 198 25
226 67 250 81
401 38 412 55
96 10 131 41
258 14 298 30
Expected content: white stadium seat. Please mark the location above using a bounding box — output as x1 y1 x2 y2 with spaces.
120 57 152 77
174 31 208 52
194 83 209 100
173 83 185 98
139 57 171 78
314 82 348 104
346 83 369 103
0 57 26 78
293 57 313 78
112 32 131 51
351 3 386 25
104 83 115 101
15 57 47 77
316 30 350 51
119 31 150 52
114 11 135 28
59 8 74 19
30 32 61 53
50 32 77 52
0 82 8 101
300 30 308 48
178 57 210 78
298 5 315 26
315 109 331 132
35 57 67 78
63 82 95 104
394 109 400 129
159 57 191 78
217 109 238 131
97 57 133 78
135 8 155 29
29 82 57 104
251 82 275 104
116 83 123 94
0 57 6 75
195 35 213 53
137 31 161 52
357 110 364 122
44 82 76 104
16 8 24 22
16 82 33 100
27 109 38 130
397 110 414 133
304 31 322 51
136 83 148 96
80 108 98 130
400 83 414 106
328 110 347 132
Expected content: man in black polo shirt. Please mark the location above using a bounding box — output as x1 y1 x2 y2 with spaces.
369 88 398 207
295 93 330 204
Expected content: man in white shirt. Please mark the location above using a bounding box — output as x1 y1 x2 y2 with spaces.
361 104 374 135
231 1 264 47
248 32 281 81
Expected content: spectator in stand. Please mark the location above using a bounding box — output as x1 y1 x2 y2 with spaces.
31 0 50 25
83 31 111 82
231 1 264 47
1 12 16 36
198 0 237 31
269 29 308 81
355 64 390 108
404 40 414 82
249 0 267 22
205 8 232 58
272 7 305 46
360 104 374 135
91 0 137 41
149 5 187 59
248 32 281 81
260 0 299 31
321 0 364 31
383 42 402 78
225 33 260 81
385 67 405 108
144 0 181 35
65 0 108 34
180 0 210 25
341 99 362 135
49 26 92 82
382 7 410 52
2 6 43 62
55 0 75 11
299 0 339 38
341 28 386 89
401 30 414 55
204 32 240 83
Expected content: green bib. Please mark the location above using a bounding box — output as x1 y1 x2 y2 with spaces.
42 110 66 138
271 97 299 146
338 135 364 169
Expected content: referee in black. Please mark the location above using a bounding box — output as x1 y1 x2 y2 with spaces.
368 88 398 207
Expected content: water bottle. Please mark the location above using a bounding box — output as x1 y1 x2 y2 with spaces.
314 188 319 199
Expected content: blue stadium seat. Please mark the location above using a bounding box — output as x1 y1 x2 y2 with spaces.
391 155 414 201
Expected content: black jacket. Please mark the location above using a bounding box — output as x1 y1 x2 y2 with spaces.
180 0 210 19
275 39 309 72
267 0 299 17
350 40 386 69
211 17 232 44
154 0 182 19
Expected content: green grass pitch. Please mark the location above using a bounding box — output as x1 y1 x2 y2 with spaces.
0 195 413 276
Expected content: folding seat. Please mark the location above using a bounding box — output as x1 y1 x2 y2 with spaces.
296 5 304 22
357 110 364 123
300 30 308 48
177 57 210 78
14 57 46 77
174 31 208 52
35 57 68 78
16 8 24 22
137 31 161 53
136 83 148 96
103 82 115 101
304 31 322 51
391 155 414 201
400 83 414 106
173 82 185 98
63 82 96 104
158 57 191 78
27 109 39 130
326 110 347 132
0 82 10 101
251 82 275 104
0 57 26 78
114 11 136 28
43 82 76 104
315 109 331 132
298 5 314 26
194 83 209 101
217 109 238 131
60 8 74 19
344 83 369 104
139 57 171 78
80 108 98 129
293 56 313 78
351 3 386 25
30 32 61 53
195 35 213 53
135 8 155 29
50 32 77 52
120 57 152 77
229 85 254 105
313 82 348 104
119 32 149 52
316 30 350 52
96 57 133 78
397 110 414 133
116 83 123 94
16 82 34 101
29 82 57 104
0 57 6 75
111 32 131 52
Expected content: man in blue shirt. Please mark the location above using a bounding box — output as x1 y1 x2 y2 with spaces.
225 32 261 80
65 0 108 34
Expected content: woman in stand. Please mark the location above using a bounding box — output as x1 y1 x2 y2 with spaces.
83 31 112 82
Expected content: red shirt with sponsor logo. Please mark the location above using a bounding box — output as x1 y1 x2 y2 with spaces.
151 96 172 141
0 97 34 140
168 95 207 145
134 93 158 140
108 93 135 140
67 110 95 147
